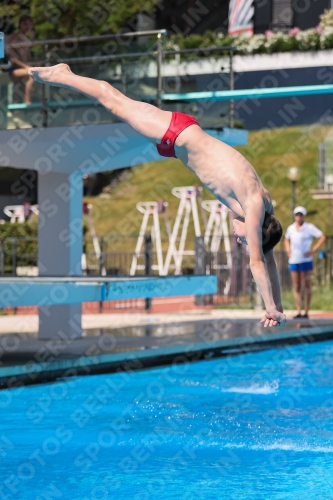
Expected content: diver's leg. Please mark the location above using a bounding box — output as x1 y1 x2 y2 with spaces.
29 64 171 141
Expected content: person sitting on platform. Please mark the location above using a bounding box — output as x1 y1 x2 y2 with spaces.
28 63 285 328
6 14 35 104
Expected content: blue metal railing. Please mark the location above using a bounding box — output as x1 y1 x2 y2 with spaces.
0 31 235 129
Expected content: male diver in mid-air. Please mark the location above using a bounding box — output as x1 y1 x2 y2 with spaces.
29 64 285 328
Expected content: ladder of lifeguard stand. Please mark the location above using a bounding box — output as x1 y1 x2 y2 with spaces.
163 186 202 275
4 204 39 223
83 203 106 276
130 202 167 276
202 200 232 294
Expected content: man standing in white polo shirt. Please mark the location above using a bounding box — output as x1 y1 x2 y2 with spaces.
285 206 326 318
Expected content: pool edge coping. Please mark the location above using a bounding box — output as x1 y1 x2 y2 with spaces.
1 324 333 389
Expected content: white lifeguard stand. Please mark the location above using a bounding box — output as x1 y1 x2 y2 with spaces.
202 200 232 294
130 200 170 276
82 202 106 276
4 203 39 222
163 185 202 275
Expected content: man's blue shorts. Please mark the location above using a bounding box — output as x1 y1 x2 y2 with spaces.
289 261 313 272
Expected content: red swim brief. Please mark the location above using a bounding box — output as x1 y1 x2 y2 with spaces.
156 112 200 158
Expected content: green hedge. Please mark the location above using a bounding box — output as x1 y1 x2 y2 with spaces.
0 222 38 241
164 28 333 57
0 223 37 267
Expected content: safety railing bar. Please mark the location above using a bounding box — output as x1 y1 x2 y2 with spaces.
7 99 96 110
164 46 236 55
0 45 236 72
0 60 42 70
4 29 168 49
53 50 157 64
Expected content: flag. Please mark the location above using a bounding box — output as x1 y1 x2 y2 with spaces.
228 0 254 36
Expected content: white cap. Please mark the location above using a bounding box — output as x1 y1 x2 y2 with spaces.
294 206 307 215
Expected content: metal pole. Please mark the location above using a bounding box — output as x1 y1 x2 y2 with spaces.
121 58 126 95
12 239 17 276
327 184 333 244
41 44 49 128
318 142 325 189
5 29 168 49
329 230 333 286
194 236 206 306
229 49 234 128
0 241 3 276
144 234 152 310
292 181 296 214
156 34 163 109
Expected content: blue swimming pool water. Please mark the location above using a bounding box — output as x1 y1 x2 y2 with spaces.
1 340 333 499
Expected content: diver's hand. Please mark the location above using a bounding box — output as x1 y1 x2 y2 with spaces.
260 311 286 328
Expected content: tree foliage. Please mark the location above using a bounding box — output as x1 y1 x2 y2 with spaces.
2 0 157 39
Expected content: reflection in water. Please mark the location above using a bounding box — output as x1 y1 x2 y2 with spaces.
84 317 331 342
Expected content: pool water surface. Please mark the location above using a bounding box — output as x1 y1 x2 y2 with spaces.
1 340 333 499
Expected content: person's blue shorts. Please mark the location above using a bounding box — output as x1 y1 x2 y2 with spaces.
289 261 313 272
7 64 19 76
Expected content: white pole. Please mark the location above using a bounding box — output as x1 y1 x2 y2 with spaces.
209 212 219 253
191 193 201 237
163 194 186 275
175 200 191 274
222 205 232 295
204 210 215 246
222 205 231 254
130 210 150 275
153 209 164 275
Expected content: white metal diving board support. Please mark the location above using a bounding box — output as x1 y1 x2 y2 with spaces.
163 186 202 275
202 200 232 295
202 201 231 252
82 202 106 276
130 201 169 276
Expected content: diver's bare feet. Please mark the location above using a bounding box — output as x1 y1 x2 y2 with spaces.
28 63 72 85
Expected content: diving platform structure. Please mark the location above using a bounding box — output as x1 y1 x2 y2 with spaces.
0 122 246 339
0 276 217 308
2 20 331 339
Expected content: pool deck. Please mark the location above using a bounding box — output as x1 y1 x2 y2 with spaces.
0 310 332 389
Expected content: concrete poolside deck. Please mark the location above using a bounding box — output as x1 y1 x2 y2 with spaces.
0 308 332 334
0 309 332 389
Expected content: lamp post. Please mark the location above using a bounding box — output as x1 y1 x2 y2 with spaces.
287 166 301 213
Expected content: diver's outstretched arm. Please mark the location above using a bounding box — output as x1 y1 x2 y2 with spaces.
29 63 171 141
